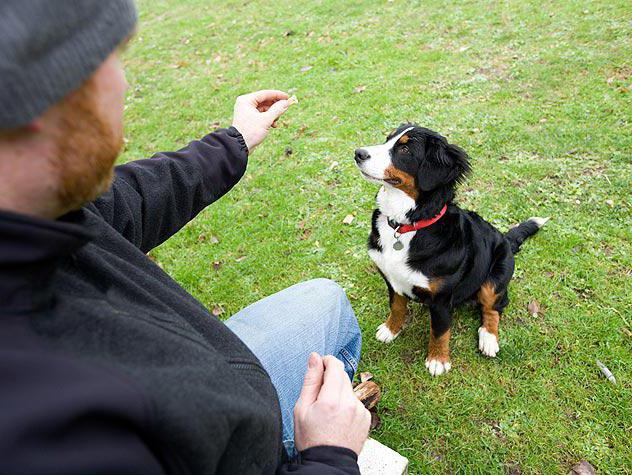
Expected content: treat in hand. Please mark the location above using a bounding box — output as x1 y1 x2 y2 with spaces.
231 89 290 152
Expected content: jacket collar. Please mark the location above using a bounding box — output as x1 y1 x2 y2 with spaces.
0 209 94 314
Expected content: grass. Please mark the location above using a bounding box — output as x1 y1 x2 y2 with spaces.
122 1 631 473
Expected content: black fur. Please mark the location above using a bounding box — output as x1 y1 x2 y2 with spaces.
505 220 542 254
366 124 544 354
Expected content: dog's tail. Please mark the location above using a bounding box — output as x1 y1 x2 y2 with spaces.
504 217 549 254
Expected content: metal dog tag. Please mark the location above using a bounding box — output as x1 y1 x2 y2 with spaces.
393 240 404 251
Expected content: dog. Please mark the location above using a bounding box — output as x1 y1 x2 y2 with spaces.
354 124 548 376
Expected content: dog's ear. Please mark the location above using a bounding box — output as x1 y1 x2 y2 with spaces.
443 142 471 185
418 138 471 191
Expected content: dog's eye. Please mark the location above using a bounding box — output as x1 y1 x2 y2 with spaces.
399 145 410 154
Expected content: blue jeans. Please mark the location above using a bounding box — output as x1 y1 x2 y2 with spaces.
225 278 362 458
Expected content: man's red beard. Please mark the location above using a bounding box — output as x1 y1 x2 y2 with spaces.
51 77 123 213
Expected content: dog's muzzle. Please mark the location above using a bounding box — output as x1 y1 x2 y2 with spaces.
354 148 370 164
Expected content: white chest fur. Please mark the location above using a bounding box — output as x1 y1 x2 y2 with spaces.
368 188 430 298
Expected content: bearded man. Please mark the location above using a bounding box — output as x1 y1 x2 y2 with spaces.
0 1 369 474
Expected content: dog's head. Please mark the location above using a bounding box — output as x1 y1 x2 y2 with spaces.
354 124 471 200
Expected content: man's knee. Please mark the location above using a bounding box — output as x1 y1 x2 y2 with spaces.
302 278 348 309
304 278 344 297
303 279 358 326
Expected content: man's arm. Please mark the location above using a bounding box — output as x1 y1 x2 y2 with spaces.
277 446 360 475
87 89 290 253
88 127 247 253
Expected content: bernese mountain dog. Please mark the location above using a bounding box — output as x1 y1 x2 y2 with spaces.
354 124 548 376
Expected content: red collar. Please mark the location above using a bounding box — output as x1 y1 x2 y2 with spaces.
389 204 447 234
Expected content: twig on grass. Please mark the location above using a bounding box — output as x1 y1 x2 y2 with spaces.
596 359 616 385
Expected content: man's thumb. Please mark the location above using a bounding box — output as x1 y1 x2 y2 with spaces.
297 352 324 405
265 99 289 123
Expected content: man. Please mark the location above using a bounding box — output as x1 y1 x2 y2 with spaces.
0 1 370 474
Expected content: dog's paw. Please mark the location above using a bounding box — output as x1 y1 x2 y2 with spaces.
425 358 452 376
375 323 400 343
478 327 499 357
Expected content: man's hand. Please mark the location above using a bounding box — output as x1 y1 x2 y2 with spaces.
231 90 290 153
293 353 371 456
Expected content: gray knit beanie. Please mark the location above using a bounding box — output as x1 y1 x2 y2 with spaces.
0 0 137 129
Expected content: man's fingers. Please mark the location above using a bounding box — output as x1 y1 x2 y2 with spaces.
317 356 348 405
264 99 289 123
297 352 324 406
245 89 289 106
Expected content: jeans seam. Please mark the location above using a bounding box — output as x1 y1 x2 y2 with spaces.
338 347 359 375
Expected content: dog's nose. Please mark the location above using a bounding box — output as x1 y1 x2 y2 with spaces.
354 148 370 163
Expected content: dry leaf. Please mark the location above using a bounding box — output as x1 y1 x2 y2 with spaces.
370 411 381 431
353 85 367 93
169 61 189 69
568 461 596 475
360 372 373 383
235 256 247 263
328 161 339 171
212 305 224 317
622 327 632 337
342 214 354 225
527 300 541 317
507 464 522 475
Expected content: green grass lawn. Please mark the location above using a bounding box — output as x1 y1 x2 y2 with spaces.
122 1 631 473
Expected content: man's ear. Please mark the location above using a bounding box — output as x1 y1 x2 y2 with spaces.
418 138 471 191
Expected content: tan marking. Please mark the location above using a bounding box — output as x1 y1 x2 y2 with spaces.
477 282 500 337
384 293 409 334
398 134 410 144
427 328 451 363
428 278 443 295
413 278 443 302
384 165 419 200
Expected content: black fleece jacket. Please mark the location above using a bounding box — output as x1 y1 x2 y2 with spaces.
0 127 359 475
